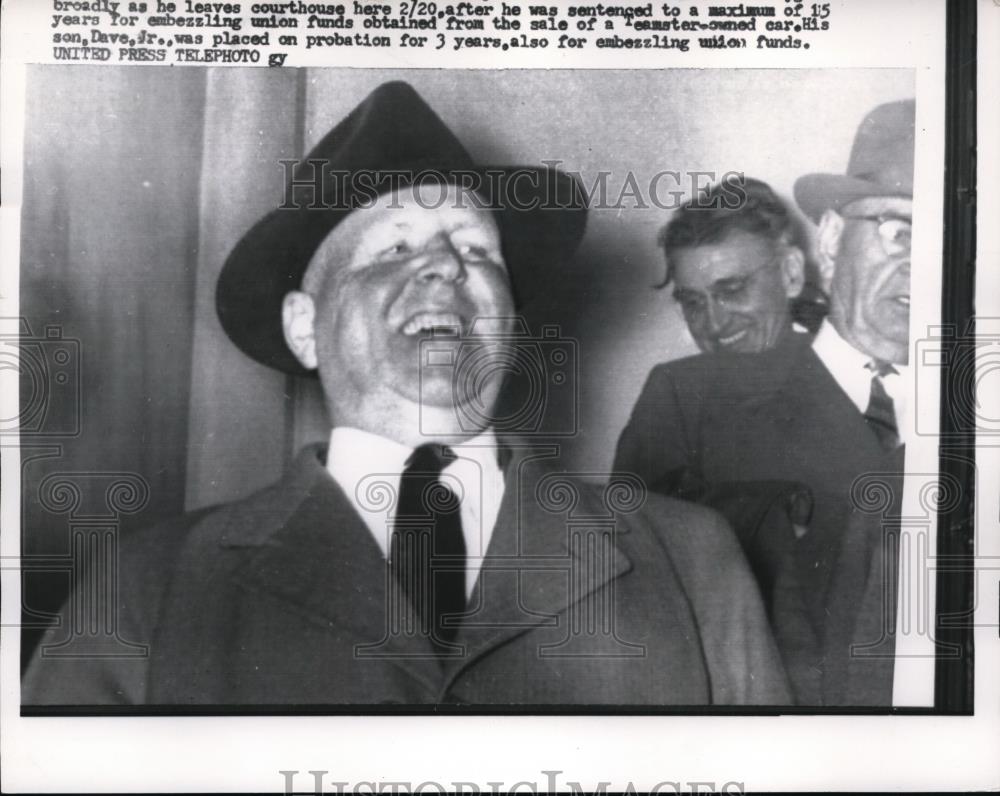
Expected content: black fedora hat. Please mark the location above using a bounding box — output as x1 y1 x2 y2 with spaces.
216 81 588 376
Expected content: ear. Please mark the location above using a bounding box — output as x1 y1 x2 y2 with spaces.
779 246 806 299
282 291 318 370
815 209 844 291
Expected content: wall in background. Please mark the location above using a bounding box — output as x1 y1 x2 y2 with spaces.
19 69 915 634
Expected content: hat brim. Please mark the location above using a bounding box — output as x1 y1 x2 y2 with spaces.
793 173 911 223
216 167 588 376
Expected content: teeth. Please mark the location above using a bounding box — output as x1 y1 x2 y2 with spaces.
401 312 463 336
897 297 910 306
718 330 748 346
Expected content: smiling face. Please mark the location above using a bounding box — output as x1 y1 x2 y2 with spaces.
670 229 805 354
282 183 516 445
819 196 911 365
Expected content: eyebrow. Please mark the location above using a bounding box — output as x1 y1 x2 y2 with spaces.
447 218 496 234
711 275 749 288
673 274 749 298
877 211 912 221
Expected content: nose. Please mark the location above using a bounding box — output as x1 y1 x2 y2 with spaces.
416 235 467 285
704 298 731 335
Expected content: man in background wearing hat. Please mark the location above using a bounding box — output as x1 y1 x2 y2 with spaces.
23 82 787 707
614 99 914 706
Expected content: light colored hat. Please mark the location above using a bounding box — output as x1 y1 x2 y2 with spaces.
794 99 915 222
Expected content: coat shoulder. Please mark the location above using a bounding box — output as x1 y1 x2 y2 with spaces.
627 490 792 703
632 491 743 570
645 334 814 402
118 504 217 577
116 458 320 595
136 447 329 559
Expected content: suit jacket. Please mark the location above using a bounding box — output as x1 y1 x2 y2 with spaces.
23 443 789 707
820 453 904 706
613 333 901 706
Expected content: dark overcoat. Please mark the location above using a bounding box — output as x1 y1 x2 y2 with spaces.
24 444 789 707
614 334 902 706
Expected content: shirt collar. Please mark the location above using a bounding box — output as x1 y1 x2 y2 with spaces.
327 426 502 489
811 319 911 413
811 319 881 413
325 426 504 597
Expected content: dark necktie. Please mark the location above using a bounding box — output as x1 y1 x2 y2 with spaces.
391 444 466 650
864 361 900 451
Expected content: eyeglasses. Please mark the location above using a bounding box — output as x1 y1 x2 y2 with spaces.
842 212 912 256
672 260 774 318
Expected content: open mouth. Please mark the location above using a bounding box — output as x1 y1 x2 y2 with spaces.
894 296 910 307
399 311 466 337
716 329 749 347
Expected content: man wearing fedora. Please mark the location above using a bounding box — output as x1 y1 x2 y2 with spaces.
614 99 915 706
23 81 788 707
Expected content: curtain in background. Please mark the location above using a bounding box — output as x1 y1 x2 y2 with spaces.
183 68 301 510
20 66 204 666
19 66 302 666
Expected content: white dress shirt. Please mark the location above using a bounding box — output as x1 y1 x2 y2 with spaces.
326 426 505 598
811 319 912 448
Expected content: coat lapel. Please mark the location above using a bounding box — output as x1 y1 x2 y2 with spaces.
444 448 634 684
223 445 443 691
215 444 635 694
779 342 886 463
768 343 885 612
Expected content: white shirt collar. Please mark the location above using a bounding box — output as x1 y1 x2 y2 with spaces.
325 426 505 598
811 319 876 413
811 319 912 445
